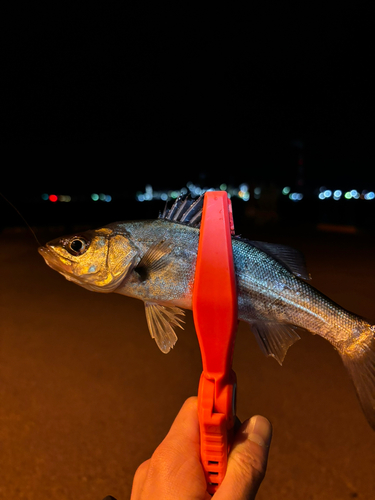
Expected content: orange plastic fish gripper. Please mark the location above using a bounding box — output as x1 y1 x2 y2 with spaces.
192 191 238 495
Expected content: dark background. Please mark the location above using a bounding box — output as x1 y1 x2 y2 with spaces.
2 4 374 203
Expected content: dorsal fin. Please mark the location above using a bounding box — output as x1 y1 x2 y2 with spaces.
247 240 311 280
159 195 204 227
158 197 310 279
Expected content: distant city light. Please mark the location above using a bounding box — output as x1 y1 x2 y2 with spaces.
333 190 342 200
58 195 71 202
254 186 261 199
133 182 374 206
36 181 375 211
91 192 111 202
238 184 250 200
238 190 250 201
289 192 303 201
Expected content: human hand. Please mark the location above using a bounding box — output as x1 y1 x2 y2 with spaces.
130 396 272 499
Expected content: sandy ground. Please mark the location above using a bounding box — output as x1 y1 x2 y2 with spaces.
1 224 375 499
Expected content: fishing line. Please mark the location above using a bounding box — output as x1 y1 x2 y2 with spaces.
0 191 42 246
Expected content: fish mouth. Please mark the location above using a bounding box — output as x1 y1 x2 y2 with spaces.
38 245 73 273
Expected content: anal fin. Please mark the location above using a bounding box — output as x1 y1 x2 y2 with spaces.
249 321 301 365
144 302 185 353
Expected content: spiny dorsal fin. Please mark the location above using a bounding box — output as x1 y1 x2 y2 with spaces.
247 240 311 280
144 302 185 353
159 195 204 227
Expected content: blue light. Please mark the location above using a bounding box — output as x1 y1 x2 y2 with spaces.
289 192 303 201
324 190 332 198
318 192 325 200
333 189 342 200
365 191 375 200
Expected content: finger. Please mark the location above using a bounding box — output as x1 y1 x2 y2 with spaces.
131 397 208 499
130 460 150 499
214 415 272 500
149 396 202 476
161 396 201 452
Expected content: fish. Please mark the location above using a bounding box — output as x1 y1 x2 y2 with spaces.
38 195 375 430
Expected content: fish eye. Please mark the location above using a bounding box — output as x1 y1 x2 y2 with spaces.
67 237 89 256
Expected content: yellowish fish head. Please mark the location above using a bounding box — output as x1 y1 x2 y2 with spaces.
38 226 139 292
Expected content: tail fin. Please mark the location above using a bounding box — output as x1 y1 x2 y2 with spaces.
339 325 375 431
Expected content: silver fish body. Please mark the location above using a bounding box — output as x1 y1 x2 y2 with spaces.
38 198 375 430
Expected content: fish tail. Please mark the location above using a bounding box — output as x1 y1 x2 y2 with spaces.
338 324 375 431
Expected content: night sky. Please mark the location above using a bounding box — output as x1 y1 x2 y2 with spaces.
3 4 374 195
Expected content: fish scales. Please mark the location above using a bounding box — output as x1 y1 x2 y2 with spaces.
234 237 364 346
38 196 375 431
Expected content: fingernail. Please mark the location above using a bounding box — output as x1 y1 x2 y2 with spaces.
247 415 272 448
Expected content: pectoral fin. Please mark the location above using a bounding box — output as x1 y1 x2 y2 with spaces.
135 240 173 280
250 321 301 365
144 302 185 353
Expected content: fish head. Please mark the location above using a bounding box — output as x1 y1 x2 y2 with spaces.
38 226 139 292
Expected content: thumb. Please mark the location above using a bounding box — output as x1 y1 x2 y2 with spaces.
214 415 272 500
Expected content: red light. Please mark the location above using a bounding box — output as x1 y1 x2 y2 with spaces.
49 194 58 202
